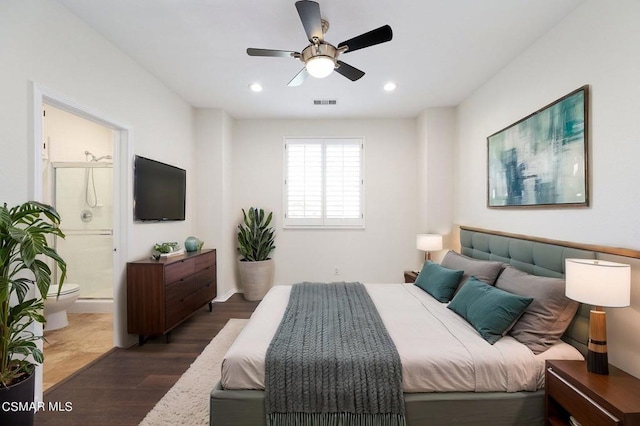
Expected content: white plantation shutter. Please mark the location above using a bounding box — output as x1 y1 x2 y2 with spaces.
324 141 362 226
285 142 323 226
284 138 364 228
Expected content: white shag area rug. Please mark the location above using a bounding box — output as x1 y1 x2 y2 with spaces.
140 318 248 426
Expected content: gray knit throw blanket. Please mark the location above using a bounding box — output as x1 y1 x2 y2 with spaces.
265 282 405 426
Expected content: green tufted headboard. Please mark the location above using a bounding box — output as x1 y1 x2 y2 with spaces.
460 227 597 356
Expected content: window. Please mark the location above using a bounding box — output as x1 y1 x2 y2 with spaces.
284 138 364 228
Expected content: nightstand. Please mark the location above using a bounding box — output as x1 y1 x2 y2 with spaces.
403 270 418 283
545 359 640 426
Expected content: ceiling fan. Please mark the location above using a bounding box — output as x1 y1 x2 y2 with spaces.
246 0 393 86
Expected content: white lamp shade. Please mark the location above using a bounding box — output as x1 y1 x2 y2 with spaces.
306 56 335 78
416 234 443 252
565 258 631 307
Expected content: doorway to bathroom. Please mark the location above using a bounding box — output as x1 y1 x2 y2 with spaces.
41 103 115 390
43 104 115 306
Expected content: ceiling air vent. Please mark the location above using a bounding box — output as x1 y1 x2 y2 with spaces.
313 99 337 106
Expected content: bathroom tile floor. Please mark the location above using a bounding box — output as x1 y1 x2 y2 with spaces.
43 313 113 391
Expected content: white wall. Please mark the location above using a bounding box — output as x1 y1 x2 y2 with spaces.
194 109 236 299
0 0 197 401
417 108 456 262
232 119 418 286
44 105 114 164
455 0 640 377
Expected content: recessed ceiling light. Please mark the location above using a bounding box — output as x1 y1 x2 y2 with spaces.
249 83 263 92
383 82 397 92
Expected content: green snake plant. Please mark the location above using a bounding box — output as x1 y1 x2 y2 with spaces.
0 201 67 388
237 207 276 262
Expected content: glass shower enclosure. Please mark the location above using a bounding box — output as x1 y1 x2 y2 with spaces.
53 162 113 299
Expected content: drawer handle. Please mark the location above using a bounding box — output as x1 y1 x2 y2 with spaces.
547 367 620 423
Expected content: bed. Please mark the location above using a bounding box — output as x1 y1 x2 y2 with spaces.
210 227 598 425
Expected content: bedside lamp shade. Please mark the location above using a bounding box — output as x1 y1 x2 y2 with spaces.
565 258 631 375
417 234 443 261
566 259 630 307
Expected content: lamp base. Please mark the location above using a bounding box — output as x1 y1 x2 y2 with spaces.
587 308 609 375
587 349 609 375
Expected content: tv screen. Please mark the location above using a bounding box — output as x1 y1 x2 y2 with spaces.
134 155 186 221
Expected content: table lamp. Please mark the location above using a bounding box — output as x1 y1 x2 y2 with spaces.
565 258 631 375
416 234 443 261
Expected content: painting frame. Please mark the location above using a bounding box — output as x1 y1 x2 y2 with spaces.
487 86 589 208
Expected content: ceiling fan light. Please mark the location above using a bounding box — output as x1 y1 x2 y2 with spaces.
384 82 397 92
306 56 335 78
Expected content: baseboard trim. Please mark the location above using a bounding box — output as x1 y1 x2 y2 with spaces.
68 299 114 313
214 288 239 302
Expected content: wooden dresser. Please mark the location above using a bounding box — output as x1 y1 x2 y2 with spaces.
127 249 217 344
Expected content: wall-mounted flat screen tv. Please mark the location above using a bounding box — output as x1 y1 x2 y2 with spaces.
133 155 186 221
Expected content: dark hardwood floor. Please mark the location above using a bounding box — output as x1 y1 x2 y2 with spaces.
36 294 259 426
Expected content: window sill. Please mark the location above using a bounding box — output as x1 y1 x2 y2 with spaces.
282 225 366 230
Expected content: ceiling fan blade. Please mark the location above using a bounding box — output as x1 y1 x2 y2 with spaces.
335 61 365 81
288 68 310 87
338 25 393 53
246 48 298 58
295 1 323 42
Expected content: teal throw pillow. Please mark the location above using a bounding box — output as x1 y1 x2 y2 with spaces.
414 261 464 302
447 276 533 344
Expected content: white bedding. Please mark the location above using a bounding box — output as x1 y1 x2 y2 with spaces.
221 283 583 393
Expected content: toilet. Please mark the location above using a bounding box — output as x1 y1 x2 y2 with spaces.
44 284 80 331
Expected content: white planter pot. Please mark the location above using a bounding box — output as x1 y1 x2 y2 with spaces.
238 258 274 301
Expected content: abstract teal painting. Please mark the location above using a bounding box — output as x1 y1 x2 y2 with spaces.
487 86 589 208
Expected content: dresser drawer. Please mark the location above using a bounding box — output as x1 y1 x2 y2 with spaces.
194 250 216 272
193 264 215 287
165 268 214 297
165 276 198 328
165 277 214 328
165 258 195 284
165 301 192 330
547 367 621 426
166 275 200 303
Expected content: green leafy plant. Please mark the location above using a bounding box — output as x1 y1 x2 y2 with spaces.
0 201 67 388
237 207 276 262
153 242 178 254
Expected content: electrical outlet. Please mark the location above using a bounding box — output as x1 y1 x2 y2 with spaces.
334 267 339 276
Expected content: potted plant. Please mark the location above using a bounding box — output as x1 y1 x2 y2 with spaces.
237 207 276 301
0 201 67 425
